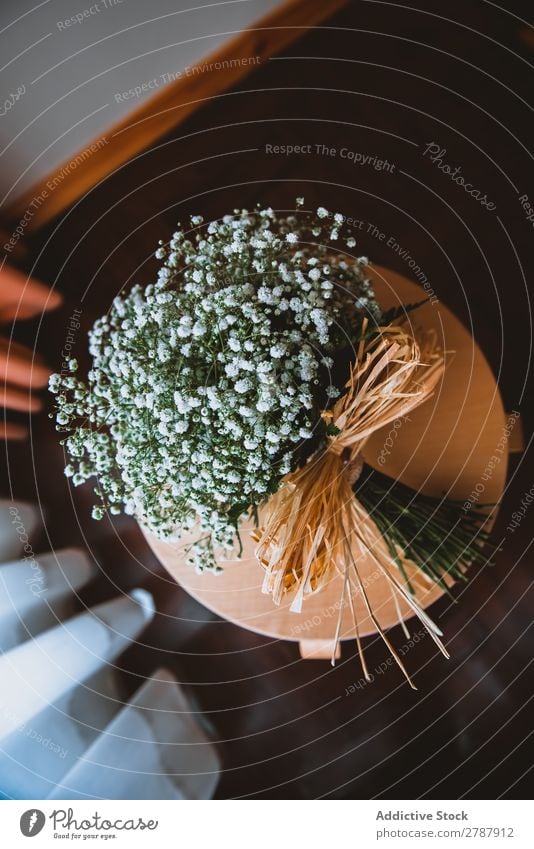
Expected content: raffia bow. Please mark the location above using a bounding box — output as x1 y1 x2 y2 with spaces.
252 322 448 686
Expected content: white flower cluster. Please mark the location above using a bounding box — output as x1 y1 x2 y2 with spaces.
50 202 380 572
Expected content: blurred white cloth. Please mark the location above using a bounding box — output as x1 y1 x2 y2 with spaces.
49 668 220 800
0 666 125 799
0 547 95 651
0 502 220 799
0 500 41 562
0 589 155 739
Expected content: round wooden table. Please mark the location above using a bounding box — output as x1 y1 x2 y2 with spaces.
142 265 507 657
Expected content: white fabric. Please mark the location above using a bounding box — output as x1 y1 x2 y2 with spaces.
49 669 220 800
0 590 154 740
0 517 220 799
0 500 41 562
0 666 124 799
0 548 95 651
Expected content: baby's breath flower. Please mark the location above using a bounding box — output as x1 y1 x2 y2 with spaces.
50 200 380 573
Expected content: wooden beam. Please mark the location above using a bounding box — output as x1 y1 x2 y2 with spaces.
2 0 348 234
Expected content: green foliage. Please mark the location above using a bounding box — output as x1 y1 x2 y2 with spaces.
355 464 494 593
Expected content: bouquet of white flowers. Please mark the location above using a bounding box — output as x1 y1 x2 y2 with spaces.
50 200 491 685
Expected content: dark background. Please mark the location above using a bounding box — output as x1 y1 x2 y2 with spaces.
2 0 533 798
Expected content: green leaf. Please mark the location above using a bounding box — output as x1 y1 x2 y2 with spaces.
379 298 429 327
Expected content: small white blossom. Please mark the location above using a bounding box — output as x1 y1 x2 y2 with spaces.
234 378 250 394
